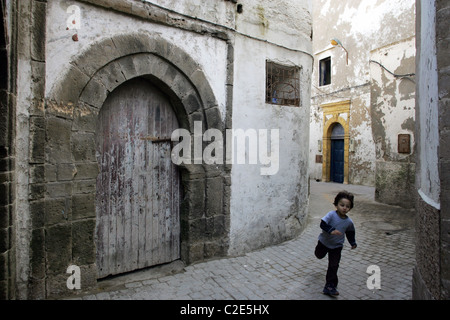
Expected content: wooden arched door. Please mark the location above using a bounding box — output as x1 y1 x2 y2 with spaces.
95 78 180 278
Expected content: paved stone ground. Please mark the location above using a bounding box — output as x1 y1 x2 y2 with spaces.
67 181 416 301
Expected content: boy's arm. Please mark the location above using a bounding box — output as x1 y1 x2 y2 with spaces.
345 227 357 248
320 219 336 234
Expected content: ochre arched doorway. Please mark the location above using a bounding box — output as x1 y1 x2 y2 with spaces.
321 101 350 184
330 123 345 183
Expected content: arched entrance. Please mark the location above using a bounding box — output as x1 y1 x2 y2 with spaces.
95 78 181 278
321 101 350 184
330 123 345 183
45 33 230 291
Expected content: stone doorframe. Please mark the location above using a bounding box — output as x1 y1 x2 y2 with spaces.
45 32 231 294
321 101 351 184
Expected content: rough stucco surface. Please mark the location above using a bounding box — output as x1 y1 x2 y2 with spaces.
370 37 416 208
145 0 235 28
370 38 416 162
228 0 312 256
228 39 311 254
415 0 440 205
235 0 312 51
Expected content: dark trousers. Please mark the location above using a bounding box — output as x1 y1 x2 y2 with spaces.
314 240 342 287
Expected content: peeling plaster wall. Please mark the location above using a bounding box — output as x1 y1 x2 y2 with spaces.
370 37 416 208
310 0 416 188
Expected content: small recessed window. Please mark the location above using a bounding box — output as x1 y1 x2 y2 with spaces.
319 57 331 86
266 61 301 107
398 134 411 154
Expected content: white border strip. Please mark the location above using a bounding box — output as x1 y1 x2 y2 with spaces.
418 189 441 210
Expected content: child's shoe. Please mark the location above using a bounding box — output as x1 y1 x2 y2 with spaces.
328 286 339 296
322 285 330 295
323 284 339 296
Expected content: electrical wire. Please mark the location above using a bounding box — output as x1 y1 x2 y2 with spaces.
369 60 415 78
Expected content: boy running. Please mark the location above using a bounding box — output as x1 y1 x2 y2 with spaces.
314 191 357 296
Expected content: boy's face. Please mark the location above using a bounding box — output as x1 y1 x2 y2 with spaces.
336 198 352 216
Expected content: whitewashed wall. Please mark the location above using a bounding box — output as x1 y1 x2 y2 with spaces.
416 0 440 209
228 0 313 255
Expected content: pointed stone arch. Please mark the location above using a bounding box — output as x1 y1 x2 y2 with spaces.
50 32 222 133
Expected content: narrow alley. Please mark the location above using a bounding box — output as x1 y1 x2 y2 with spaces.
3 0 448 302
67 180 415 301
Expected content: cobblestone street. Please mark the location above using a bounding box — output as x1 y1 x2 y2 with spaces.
68 181 416 301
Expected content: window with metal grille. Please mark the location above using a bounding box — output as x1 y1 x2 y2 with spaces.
266 61 301 106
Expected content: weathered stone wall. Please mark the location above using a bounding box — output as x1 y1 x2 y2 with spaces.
0 0 15 300
45 31 230 300
413 0 450 300
4 0 313 299
413 195 440 299
8 0 51 300
437 0 450 298
7 0 234 299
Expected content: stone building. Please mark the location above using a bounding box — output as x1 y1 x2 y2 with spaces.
412 0 450 300
309 0 416 208
0 0 313 299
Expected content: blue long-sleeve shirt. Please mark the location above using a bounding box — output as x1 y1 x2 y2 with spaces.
318 211 357 249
